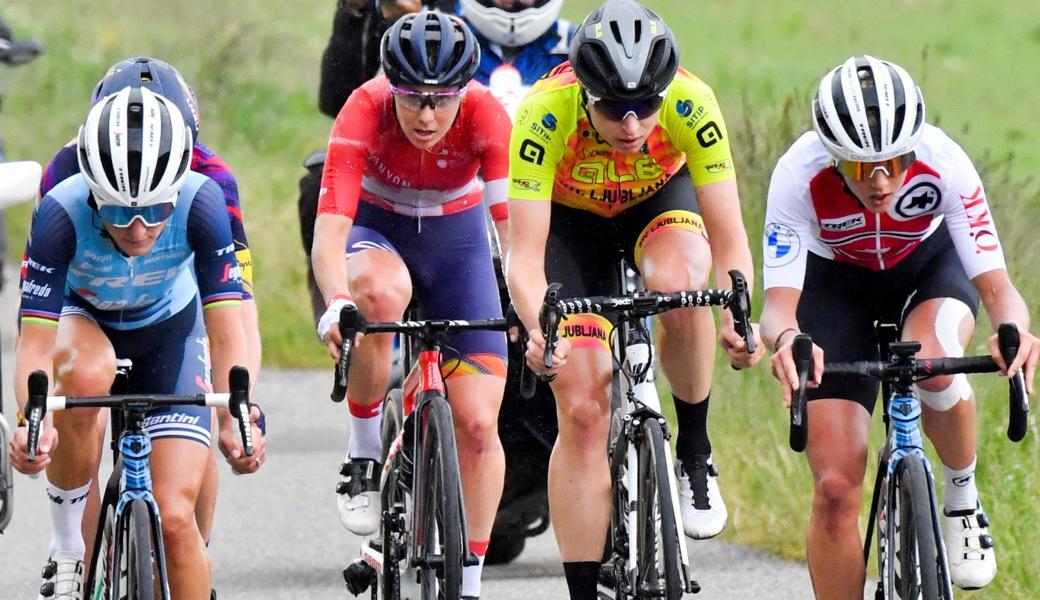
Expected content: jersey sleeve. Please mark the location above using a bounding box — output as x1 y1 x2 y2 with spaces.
187 178 244 311
663 75 736 187
191 143 254 298
472 87 513 222
507 91 567 202
936 141 1007 279
317 85 381 219
19 196 75 329
762 161 816 290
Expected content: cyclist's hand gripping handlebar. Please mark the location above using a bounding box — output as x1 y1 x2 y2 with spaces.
25 371 49 462
228 366 254 457
789 334 813 452
520 283 562 399
727 270 756 357
332 304 365 403
998 323 1029 442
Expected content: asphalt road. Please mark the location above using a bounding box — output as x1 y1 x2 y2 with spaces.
0 273 819 599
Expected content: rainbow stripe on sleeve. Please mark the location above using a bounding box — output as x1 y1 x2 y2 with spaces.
201 292 244 311
20 309 60 328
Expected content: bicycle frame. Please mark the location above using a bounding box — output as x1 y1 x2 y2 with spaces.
612 316 697 595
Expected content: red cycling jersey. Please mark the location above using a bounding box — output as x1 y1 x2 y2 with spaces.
317 76 511 221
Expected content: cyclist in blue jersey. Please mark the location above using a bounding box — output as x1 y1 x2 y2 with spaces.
9 87 266 600
24 57 263 594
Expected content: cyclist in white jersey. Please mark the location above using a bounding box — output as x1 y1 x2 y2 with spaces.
760 55 1039 597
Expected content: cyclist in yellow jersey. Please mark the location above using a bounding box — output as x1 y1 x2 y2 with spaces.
506 2 763 597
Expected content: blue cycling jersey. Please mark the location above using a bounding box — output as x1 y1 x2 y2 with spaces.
468 19 575 86
20 172 243 331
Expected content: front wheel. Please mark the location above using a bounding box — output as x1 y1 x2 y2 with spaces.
417 397 464 600
888 456 943 600
635 418 684 600
126 499 159 600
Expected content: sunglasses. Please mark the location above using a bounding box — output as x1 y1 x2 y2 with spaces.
584 89 666 121
389 84 466 112
98 202 176 228
835 152 917 181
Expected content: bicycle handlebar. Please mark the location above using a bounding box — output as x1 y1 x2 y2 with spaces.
519 270 756 399
332 304 510 402
25 366 255 460
789 324 1029 452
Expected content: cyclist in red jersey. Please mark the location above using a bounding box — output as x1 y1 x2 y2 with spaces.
762 56 1040 597
312 10 510 599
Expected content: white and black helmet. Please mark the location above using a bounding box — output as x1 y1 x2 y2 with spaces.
460 0 562 48
77 86 193 209
812 55 925 162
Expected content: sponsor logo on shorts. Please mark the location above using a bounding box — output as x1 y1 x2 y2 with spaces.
143 413 202 427
820 214 866 232
561 323 607 341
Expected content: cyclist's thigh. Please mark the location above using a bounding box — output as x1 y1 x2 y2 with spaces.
900 234 979 352
150 437 210 518
621 166 710 284
797 253 881 413
346 208 412 312
53 308 117 394
805 399 871 496
107 300 213 447
544 204 615 399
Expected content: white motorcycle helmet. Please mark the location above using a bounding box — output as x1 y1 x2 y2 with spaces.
460 0 563 47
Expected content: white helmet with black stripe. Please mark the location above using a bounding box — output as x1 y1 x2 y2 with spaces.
77 86 193 208
460 0 563 48
812 55 925 162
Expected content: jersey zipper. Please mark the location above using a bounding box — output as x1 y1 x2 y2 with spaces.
874 213 885 270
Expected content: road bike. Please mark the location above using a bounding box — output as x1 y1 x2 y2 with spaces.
788 324 1028 599
525 270 755 599
336 305 509 599
24 364 255 600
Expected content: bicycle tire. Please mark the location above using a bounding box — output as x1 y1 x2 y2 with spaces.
382 389 405 464
891 456 941 600
381 390 406 600
86 501 116 599
604 409 631 598
126 499 157 600
635 418 684 599
417 396 463 600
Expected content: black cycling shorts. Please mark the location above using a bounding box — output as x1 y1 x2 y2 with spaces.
797 223 980 413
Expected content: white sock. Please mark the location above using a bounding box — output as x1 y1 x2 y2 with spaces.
942 456 979 513
461 551 486 598
47 480 91 559
346 399 383 461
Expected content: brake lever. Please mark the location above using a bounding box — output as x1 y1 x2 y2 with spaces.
789 334 812 452
25 371 49 462
228 366 253 457
540 283 563 370
332 304 364 402
997 323 1029 442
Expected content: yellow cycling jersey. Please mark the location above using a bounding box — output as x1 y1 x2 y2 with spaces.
508 63 736 218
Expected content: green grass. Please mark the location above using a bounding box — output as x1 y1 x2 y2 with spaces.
4 2 1040 596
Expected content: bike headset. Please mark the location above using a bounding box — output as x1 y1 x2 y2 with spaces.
812 55 926 163
382 8 481 91
459 0 562 48
570 0 677 122
78 87 194 228
91 56 201 141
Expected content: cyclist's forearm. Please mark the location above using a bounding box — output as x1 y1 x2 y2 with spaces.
205 307 249 394
494 219 510 263
975 269 1031 332
697 180 755 293
312 214 353 303
242 298 262 386
761 288 802 350
506 255 547 334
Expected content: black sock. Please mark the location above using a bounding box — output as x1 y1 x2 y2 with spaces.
563 561 601 600
675 393 711 460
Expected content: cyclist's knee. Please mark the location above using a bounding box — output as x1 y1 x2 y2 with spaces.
812 470 862 526
642 255 710 293
157 498 201 557
557 397 609 445
354 284 410 321
53 344 116 396
454 412 500 455
915 374 971 411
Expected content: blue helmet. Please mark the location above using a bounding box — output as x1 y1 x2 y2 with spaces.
91 56 200 139
381 9 480 88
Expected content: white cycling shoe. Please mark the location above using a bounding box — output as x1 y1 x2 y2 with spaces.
943 503 996 590
336 457 381 536
677 454 727 539
38 555 84 600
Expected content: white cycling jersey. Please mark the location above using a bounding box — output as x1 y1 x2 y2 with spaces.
763 124 1006 290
